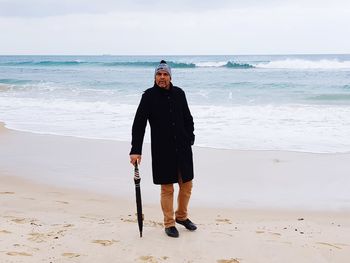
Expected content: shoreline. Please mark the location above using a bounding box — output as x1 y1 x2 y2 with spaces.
2 121 350 155
1 121 350 211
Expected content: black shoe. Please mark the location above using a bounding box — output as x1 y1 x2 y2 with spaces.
176 218 197 231
165 226 179 238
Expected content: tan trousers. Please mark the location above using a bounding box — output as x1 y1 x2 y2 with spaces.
160 176 193 228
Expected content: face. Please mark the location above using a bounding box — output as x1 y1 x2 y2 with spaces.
155 70 171 89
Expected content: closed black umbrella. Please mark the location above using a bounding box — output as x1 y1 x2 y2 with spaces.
134 161 143 237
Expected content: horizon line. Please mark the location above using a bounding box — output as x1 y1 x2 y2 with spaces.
1 53 350 56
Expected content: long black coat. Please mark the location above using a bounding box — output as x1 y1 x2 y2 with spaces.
130 83 195 185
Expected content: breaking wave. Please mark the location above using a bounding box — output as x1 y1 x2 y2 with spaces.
3 58 350 69
256 59 350 69
0 60 255 69
0 60 195 68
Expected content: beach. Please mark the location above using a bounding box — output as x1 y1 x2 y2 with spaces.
1 122 350 263
2 1 350 261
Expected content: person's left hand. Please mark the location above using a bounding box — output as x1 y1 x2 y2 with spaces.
130 154 141 165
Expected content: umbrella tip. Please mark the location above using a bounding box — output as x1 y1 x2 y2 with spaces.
140 232 142 238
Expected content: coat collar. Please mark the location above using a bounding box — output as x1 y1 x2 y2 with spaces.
153 82 173 93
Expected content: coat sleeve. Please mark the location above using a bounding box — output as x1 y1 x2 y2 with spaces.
130 92 150 155
182 91 195 145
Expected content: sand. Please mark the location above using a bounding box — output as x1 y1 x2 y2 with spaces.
1 122 350 262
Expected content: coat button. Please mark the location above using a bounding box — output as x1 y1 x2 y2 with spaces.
172 123 175 126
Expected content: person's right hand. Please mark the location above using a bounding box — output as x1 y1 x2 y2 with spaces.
130 154 142 166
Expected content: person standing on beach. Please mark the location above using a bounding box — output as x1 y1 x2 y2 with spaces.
130 60 197 238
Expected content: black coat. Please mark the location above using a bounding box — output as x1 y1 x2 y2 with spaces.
130 83 195 185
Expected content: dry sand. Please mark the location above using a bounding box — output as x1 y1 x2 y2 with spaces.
1 176 350 263
1 122 350 262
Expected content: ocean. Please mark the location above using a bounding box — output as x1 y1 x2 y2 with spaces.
1 54 350 153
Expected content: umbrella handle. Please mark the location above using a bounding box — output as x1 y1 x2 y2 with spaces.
134 161 140 181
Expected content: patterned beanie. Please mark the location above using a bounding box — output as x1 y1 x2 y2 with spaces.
154 60 172 78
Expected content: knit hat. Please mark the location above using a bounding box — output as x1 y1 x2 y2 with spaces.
154 60 172 78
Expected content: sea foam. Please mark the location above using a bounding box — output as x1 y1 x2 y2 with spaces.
256 59 350 69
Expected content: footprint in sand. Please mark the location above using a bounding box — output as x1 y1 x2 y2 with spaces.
256 230 281 237
0 191 15 194
80 215 99 221
51 223 74 228
334 243 350 247
0 230 12 234
122 218 137 223
11 244 40 253
139 256 157 263
217 259 240 263
28 229 67 243
316 242 342 250
269 232 282 236
55 201 69 204
216 218 232 224
121 218 163 227
62 253 81 258
139 255 168 263
22 197 36 200
6 252 32 256
11 218 27 224
27 233 47 243
10 218 39 225
92 240 119 246
145 220 163 227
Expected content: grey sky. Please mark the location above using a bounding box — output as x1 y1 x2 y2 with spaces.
0 0 281 17
1 0 350 55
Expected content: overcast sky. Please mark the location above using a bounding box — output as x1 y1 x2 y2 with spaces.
1 0 350 55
